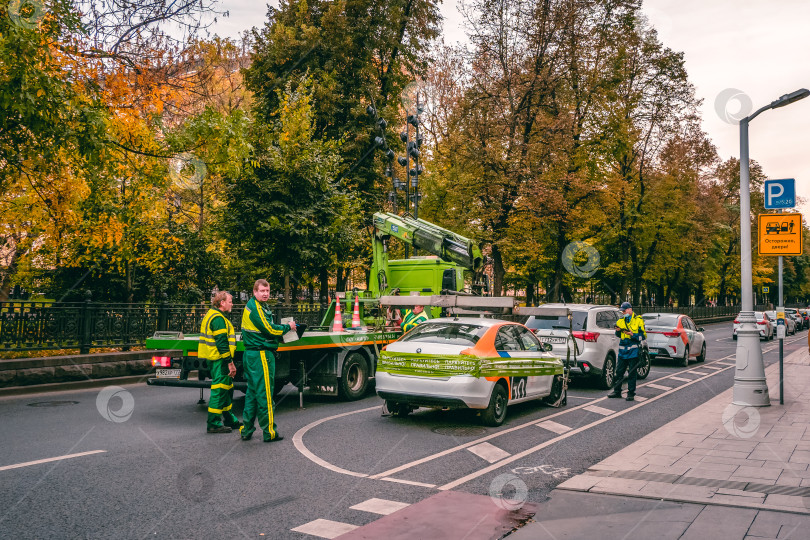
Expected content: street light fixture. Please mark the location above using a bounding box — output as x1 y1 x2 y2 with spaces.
734 87 809 407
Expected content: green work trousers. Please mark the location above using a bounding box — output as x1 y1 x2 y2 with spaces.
207 359 239 429
240 350 280 441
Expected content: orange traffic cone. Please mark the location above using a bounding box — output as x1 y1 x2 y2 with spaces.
351 295 362 328
331 296 344 332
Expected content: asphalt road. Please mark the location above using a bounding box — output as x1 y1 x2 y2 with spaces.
0 321 805 539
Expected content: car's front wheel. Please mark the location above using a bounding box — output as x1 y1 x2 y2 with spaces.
600 353 616 390
481 383 508 427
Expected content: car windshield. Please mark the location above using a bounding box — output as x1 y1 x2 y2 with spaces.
754 312 766 320
526 312 588 331
399 322 488 346
641 314 679 327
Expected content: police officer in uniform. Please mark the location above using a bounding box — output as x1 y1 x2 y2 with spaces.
199 291 241 433
239 279 294 443
608 301 646 401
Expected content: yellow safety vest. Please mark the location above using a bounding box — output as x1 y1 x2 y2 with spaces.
198 308 236 361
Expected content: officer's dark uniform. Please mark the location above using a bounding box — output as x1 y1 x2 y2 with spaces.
608 303 646 401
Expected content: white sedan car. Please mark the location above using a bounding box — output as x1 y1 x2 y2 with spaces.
641 313 706 367
376 318 566 427
733 311 773 341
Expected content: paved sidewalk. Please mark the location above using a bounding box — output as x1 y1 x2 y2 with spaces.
513 347 810 539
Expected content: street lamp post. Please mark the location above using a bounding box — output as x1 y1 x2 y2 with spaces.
733 88 809 407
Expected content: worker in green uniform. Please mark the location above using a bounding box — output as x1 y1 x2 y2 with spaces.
401 304 429 333
239 279 295 443
199 291 241 433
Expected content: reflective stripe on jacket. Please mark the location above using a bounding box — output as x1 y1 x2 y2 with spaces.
199 308 236 361
401 310 429 333
615 313 646 359
241 297 290 351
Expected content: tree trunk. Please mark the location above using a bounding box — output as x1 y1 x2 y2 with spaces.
319 268 329 304
284 270 291 305
491 245 505 296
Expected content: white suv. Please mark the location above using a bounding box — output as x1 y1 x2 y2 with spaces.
524 304 650 389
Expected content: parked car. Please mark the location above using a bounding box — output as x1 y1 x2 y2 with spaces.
523 304 650 390
764 310 795 336
641 313 706 367
733 311 773 341
376 318 566 427
798 309 810 330
785 308 804 331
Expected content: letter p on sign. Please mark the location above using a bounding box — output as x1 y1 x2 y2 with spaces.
764 179 795 209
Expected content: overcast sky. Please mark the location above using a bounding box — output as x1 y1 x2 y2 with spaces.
207 0 810 211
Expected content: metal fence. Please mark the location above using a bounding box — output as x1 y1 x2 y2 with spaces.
0 300 329 353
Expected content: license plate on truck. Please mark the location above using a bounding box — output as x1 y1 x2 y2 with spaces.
156 368 181 379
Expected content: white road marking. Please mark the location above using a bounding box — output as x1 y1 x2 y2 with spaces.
350 498 410 515
646 383 673 391
699 365 724 370
292 406 379 478
291 519 358 539
536 420 572 434
0 450 106 472
584 405 615 416
686 371 709 376
380 477 436 488
632 395 648 402
437 360 737 491
669 376 691 382
467 442 511 463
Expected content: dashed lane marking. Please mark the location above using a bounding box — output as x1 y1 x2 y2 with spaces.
632 395 649 401
349 498 411 515
467 442 511 463
381 477 436 488
584 405 615 416
536 420 572 434
669 376 691 382
646 383 673 391
0 450 106 472
291 519 358 539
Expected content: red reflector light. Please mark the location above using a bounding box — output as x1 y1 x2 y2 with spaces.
733 320 739 324
572 331 598 342
152 356 171 367
662 331 680 337
757 321 767 325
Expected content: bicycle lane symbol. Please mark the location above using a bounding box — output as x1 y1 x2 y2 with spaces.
511 464 572 479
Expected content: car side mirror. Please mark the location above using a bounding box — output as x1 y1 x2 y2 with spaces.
541 343 553 352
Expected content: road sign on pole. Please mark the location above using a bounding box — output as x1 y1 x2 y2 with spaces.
758 213 803 255
764 178 796 209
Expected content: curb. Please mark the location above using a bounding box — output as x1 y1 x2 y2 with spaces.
0 374 152 398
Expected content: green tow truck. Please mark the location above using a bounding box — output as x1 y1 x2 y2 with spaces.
145 212 486 403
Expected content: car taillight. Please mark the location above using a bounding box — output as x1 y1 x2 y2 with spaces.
530 328 538 334
662 331 680 337
757 321 767 325
572 331 598 342
733 319 739 324
152 356 171 367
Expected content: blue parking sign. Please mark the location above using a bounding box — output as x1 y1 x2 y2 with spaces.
764 179 795 209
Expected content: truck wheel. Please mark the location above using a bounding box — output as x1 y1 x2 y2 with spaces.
481 383 508 427
339 352 369 401
599 353 616 390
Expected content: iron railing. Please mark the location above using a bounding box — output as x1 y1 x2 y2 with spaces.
0 300 329 353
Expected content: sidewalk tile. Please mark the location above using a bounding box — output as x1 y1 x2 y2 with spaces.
642 464 692 475
679 505 757 540
763 493 809 510
701 455 766 467
733 466 782 480
684 467 735 480
729 476 776 485
763 461 807 471
749 450 794 461
748 511 810 538
715 441 760 452
689 448 750 459
710 494 766 506
716 487 766 498
555 475 601 491
775 474 802 487
646 445 692 458
789 450 810 464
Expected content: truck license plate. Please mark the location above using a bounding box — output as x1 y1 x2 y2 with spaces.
156 368 181 379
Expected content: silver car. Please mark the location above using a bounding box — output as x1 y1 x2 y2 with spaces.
733 311 773 340
524 304 650 390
